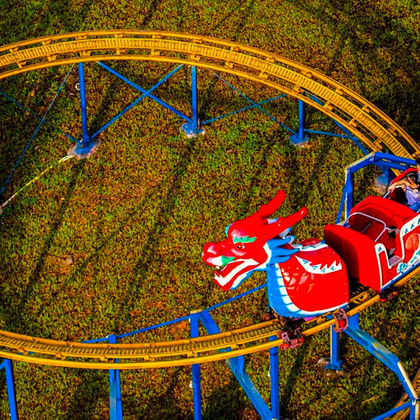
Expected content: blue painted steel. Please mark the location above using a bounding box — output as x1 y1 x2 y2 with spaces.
78 62 90 147
335 170 352 223
345 314 418 418
306 93 369 154
344 169 353 220
198 311 275 420
324 326 343 371
0 90 77 142
1 65 74 194
372 401 412 420
117 284 266 340
97 61 191 123
304 128 352 139
334 124 369 155
269 336 280 420
202 95 287 125
2 359 18 420
192 66 198 130
190 313 202 420
304 126 369 155
336 152 418 221
91 65 184 140
371 152 415 167
211 71 294 133
290 100 308 145
182 66 203 136
108 335 123 420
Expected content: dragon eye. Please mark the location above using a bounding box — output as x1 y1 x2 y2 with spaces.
236 243 245 250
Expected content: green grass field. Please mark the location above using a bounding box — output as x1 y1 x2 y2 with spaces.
0 1 419 419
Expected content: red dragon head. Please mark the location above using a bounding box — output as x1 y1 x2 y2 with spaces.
202 191 307 290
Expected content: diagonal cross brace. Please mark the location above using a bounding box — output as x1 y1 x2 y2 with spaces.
90 64 185 140
97 61 191 124
202 94 287 125
211 71 294 134
91 64 185 140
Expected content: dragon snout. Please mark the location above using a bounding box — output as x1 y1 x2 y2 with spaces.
202 242 221 266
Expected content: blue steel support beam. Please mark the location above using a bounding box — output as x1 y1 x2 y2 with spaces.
190 313 202 420
324 327 343 371
108 335 123 420
336 152 417 222
192 66 198 130
211 71 294 133
269 336 280 420
336 169 353 223
97 62 191 123
345 314 419 420
372 401 413 420
91 65 184 140
202 95 287 125
290 100 308 145
344 169 353 219
78 62 90 147
2 359 18 420
306 93 369 155
182 66 203 136
198 311 274 420
0 90 77 142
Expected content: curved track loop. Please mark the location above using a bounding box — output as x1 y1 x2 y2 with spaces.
0 266 417 370
0 31 418 158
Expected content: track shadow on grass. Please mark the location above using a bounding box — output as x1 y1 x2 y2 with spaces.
66 369 109 420
280 340 311 419
32 134 198 334
2 159 86 335
141 0 163 28
115 136 198 328
124 367 186 419
203 375 251 420
283 0 419 135
208 0 256 42
283 139 331 211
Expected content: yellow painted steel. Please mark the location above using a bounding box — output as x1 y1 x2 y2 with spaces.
0 31 418 158
0 31 418 373
0 266 417 370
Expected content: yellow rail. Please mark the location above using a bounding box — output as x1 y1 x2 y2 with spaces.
0 31 418 158
0 266 417 370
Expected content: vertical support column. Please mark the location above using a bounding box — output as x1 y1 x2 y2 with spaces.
181 66 203 137
108 335 123 420
190 313 202 420
344 169 353 218
78 62 90 148
2 359 18 420
191 66 198 132
290 100 308 146
269 336 280 420
324 326 343 371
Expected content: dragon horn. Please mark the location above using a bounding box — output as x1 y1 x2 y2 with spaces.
255 190 286 219
262 206 307 240
277 207 307 232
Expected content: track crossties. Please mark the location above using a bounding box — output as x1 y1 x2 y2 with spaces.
0 267 417 369
0 30 418 158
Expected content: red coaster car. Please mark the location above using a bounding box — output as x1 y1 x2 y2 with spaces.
325 196 420 292
203 191 420 318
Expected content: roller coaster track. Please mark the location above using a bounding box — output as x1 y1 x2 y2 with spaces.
0 31 418 158
0 266 417 370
